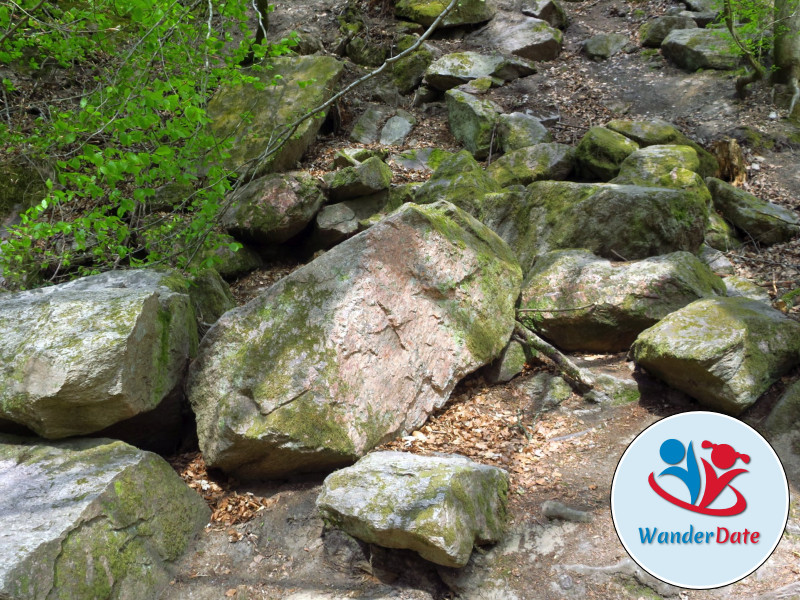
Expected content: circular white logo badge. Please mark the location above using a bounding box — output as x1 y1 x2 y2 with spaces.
611 411 789 589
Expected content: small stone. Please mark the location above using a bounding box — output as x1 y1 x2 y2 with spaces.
542 500 593 522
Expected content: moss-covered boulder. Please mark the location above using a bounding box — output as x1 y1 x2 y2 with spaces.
724 275 771 304
186 201 522 479
639 16 698 48
0 270 199 439
705 177 800 245
324 157 392 202
519 250 725 352
705 210 742 251
764 379 800 436
445 89 503 159
395 0 497 27
497 112 551 153
606 118 719 178
414 150 501 216
346 36 388 67
392 35 434 94
424 51 536 91
467 14 563 61
206 56 344 177
0 436 209 600
631 297 800 414
350 104 396 145
221 172 325 244
583 33 629 60
522 181 708 264
661 29 741 72
316 451 508 567
486 143 574 187
482 340 528 383
521 0 569 29
575 127 639 180
389 147 455 173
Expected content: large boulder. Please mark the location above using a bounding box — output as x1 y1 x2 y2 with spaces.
519 250 725 352
0 436 209 600
467 14 563 61
221 172 325 244
497 112 551 152
395 0 497 27
316 451 509 568
705 177 800 245
323 157 392 202
424 51 536 91
522 181 708 264
606 118 718 178
445 89 503 160
521 0 569 29
414 150 501 216
631 297 800 414
583 33 629 61
639 16 698 47
486 142 574 187
574 126 639 181
186 202 522 479
661 29 741 72
206 56 344 177
0 270 199 439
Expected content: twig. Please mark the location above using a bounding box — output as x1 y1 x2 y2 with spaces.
0 0 48 47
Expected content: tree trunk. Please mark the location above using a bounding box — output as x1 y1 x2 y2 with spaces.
773 0 800 114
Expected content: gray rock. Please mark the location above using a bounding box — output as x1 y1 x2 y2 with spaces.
445 89 503 159
486 142 575 187
705 211 742 251
0 270 198 439
346 36 387 67
380 111 416 146
221 172 325 244
468 14 563 62
661 29 741 72
0 436 209 600
424 51 536 92
575 126 639 181
521 373 572 407
389 148 455 173
519 250 725 351
764 379 800 435
313 192 391 247
324 157 393 202
317 451 509 568
541 500 593 522
631 297 800 414
698 244 735 275
725 275 771 304
395 0 497 27
351 105 396 144
415 150 501 216
583 33 629 60
497 112 551 152
521 0 570 29
483 340 528 383
706 177 800 245
206 56 344 177
332 147 387 169
187 201 522 479
639 16 698 48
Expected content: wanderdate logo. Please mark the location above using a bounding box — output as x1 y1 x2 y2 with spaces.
611 412 789 589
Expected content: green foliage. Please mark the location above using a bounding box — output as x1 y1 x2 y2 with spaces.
0 0 296 288
713 0 775 62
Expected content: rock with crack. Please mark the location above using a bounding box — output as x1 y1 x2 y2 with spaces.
414 150 501 216
605 118 719 178
395 0 497 27
631 297 800 414
521 0 569 29
486 142 574 187
205 55 344 177
445 89 503 159
221 172 325 244
324 157 393 202
519 250 726 352
661 29 741 72
574 126 640 181
186 201 522 479
424 51 536 91
316 451 509 567
311 192 392 248
705 177 800 245
0 270 200 439
481 181 709 275
467 13 563 61
0 436 209 600
350 105 396 144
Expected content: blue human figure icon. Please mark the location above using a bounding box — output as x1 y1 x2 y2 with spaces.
658 438 701 505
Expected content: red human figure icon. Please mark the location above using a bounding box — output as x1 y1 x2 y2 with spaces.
698 441 750 511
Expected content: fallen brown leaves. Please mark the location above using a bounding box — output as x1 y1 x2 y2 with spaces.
168 452 277 527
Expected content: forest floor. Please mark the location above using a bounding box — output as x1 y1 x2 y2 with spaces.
164 0 800 598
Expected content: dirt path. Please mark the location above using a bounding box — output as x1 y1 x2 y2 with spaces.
165 1 800 598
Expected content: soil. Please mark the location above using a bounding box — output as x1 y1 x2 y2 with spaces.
164 0 800 598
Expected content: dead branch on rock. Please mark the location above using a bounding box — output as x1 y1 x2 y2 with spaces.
512 322 612 403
